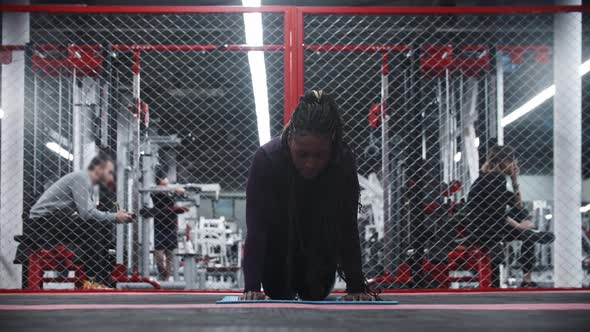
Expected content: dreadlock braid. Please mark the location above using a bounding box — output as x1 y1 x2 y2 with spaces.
281 90 343 158
280 90 378 300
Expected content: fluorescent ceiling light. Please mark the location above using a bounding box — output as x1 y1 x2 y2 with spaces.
48 129 72 150
502 85 555 127
545 214 553 220
454 151 462 162
46 142 74 161
502 58 590 127
243 0 271 146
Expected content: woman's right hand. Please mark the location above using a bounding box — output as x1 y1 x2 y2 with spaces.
240 291 267 300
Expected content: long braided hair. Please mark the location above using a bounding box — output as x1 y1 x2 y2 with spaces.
281 90 376 298
281 90 344 156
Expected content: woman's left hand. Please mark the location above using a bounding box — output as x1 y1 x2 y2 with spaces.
339 293 375 301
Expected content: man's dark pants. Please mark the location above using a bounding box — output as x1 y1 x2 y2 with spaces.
21 214 115 287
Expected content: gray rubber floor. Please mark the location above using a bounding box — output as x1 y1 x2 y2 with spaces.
1 291 589 332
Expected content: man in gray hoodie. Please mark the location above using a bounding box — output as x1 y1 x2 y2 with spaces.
25 152 134 288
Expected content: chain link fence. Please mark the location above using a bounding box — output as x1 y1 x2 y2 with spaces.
0 6 588 291
1 8 286 290
303 9 589 289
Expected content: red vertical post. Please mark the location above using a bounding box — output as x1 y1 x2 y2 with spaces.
27 252 42 290
478 251 492 288
74 264 86 289
132 50 141 75
283 9 293 125
283 7 303 125
291 8 304 120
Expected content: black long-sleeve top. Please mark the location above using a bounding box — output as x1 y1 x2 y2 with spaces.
151 192 178 225
464 172 526 239
243 137 365 293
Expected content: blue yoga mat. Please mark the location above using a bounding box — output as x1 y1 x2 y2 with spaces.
216 295 399 305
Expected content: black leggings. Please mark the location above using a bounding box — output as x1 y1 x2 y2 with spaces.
261 255 336 301
487 228 553 287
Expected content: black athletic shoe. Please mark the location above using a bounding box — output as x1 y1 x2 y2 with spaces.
523 230 555 245
520 281 539 288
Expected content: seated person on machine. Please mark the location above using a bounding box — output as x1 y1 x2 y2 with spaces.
242 90 376 301
464 145 554 288
24 152 134 289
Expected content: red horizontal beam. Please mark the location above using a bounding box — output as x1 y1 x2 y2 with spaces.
222 44 284 52
305 45 411 52
112 44 217 51
0 4 290 14
115 44 284 52
2 44 551 54
1 44 284 53
299 5 590 15
304 44 550 53
0 288 588 295
0 45 25 51
1 4 589 15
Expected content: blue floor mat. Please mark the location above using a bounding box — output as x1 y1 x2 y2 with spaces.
216 295 399 305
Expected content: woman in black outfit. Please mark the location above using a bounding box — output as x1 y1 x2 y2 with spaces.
242 90 375 301
151 172 186 281
464 145 554 287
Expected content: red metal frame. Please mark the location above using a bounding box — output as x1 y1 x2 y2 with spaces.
298 5 590 14
2 4 590 292
222 45 283 52
447 245 492 288
497 45 552 65
368 244 492 289
2 287 588 295
289 5 588 120
283 10 292 124
0 5 290 14
2 4 588 14
0 4 293 122
0 44 283 52
280 7 303 124
114 45 214 52
28 45 103 76
26 245 86 290
1 4 588 124
111 44 283 52
306 45 411 52
111 264 161 289
294 9 304 121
